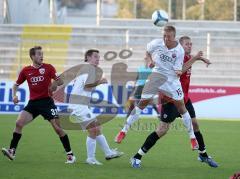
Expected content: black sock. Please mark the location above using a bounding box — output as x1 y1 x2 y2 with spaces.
194 131 206 152
134 153 143 160
60 134 72 154
199 152 208 158
10 132 22 151
134 131 160 160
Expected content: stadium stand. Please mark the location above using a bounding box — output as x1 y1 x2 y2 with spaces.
0 20 240 86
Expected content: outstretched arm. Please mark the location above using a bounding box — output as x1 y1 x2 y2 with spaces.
49 77 64 93
182 51 211 73
84 78 107 89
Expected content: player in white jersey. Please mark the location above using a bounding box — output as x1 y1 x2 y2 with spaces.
126 26 203 168
68 49 123 165
116 26 198 145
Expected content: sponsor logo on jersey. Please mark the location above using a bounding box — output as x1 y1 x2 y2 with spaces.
39 68 45 74
159 54 175 63
30 76 44 83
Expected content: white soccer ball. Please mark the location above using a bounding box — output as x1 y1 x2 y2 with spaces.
152 10 169 27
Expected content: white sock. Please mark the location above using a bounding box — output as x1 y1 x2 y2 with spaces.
121 106 142 133
138 148 146 156
96 134 112 156
181 112 195 139
86 136 96 159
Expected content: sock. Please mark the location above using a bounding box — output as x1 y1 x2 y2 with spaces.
122 106 142 133
10 132 22 151
134 131 160 160
86 136 96 159
199 150 208 158
60 134 72 154
134 148 145 160
141 131 160 153
195 131 208 157
96 134 112 156
181 112 195 139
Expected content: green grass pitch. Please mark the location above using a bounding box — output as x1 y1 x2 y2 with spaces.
0 115 240 179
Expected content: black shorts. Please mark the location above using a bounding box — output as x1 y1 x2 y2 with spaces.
23 97 59 121
131 85 144 100
160 99 196 123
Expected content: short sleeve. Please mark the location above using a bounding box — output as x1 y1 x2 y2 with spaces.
49 64 59 80
146 41 154 54
16 68 26 86
146 39 162 55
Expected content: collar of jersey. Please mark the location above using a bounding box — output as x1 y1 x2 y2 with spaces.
162 40 179 51
31 63 43 69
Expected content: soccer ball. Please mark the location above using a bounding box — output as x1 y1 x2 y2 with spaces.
152 10 169 27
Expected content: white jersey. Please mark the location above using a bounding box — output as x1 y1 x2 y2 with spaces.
67 65 99 129
146 38 184 80
71 74 91 97
68 65 97 111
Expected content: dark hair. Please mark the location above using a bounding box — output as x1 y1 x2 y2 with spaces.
163 25 176 36
84 49 99 62
29 46 42 59
179 36 191 44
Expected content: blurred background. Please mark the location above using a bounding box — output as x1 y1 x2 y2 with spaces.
0 0 240 118
1 3 240 178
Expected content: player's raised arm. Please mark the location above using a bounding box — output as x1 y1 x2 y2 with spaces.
182 51 203 73
49 64 64 93
84 77 107 89
200 57 211 67
182 51 211 73
49 76 64 93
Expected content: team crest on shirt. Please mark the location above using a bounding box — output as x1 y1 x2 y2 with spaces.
39 68 45 74
172 53 176 58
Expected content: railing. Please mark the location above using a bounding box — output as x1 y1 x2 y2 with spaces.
0 24 240 86
3 0 11 23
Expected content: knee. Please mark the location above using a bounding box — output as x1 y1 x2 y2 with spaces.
156 127 169 137
88 127 99 138
138 99 150 109
178 106 187 114
16 120 24 129
128 103 135 111
175 101 186 114
93 126 101 136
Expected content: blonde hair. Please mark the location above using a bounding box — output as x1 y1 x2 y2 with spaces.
163 25 176 36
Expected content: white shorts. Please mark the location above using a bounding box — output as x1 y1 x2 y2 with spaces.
141 72 183 101
158 79 183 100
69 105 96 130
